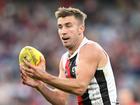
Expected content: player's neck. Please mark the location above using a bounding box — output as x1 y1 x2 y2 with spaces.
68 36 84 56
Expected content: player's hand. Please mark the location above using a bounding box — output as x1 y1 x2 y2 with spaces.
20 56 46 80
20 69 42 88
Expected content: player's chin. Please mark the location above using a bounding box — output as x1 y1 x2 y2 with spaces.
64 45 73 50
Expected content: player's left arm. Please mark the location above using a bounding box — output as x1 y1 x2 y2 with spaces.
23 44 102 96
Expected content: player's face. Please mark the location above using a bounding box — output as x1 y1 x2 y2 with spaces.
57 16 84 49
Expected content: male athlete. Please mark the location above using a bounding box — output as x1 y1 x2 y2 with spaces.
20 7 119 105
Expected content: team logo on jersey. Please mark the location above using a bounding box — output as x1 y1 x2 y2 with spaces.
71 66 76 77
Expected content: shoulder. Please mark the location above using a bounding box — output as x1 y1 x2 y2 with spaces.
80 41 104 56
78 41 106 64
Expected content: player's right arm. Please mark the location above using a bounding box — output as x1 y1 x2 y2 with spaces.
20 56 69 105
36 82 68 105
36 57 68 105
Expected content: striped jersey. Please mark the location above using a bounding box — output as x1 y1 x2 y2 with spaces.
61 37 119 105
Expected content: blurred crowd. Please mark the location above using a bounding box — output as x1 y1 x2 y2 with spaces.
0 0 140 105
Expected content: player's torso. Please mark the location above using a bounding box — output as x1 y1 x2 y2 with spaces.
62 38 119 105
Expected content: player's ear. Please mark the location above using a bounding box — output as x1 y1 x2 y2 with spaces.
79 24 85 34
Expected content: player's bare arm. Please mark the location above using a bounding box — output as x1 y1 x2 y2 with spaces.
22 43 105 96
20 56 69 105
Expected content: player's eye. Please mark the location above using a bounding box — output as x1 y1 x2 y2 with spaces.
66 23 72 27
58 25 62 29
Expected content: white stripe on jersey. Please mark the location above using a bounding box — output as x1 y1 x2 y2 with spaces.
97 57 118 105
88 78 104 105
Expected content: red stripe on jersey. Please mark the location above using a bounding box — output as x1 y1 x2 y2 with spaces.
77 96 84 105
65 59 72 78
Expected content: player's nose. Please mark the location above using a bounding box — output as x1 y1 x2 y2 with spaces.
61 27 68 36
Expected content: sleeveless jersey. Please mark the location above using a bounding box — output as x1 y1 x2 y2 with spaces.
61 37 119 105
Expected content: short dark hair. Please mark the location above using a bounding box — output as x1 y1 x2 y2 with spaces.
55 7 87 24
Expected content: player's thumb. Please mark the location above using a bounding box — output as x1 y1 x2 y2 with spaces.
39 55 46 66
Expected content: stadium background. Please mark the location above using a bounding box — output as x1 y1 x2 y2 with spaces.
0 0 140 105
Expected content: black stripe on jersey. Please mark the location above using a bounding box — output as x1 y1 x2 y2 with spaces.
82 89 92 105
95 70 111 105
77 89 92 105
69 54 77 78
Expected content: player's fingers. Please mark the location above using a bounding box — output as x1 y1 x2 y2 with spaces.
21 74 32 86
20 70 27 79
23 59 36 69
20 66 27 76
19 64 24 71
21 65 33 74
21 75 26 81
22 81 32 87
21 66 36 78
20 71 32 85
20 67 26 78
21 78 26 85
22 80 28 85
21 75 27 85
21 71 27 78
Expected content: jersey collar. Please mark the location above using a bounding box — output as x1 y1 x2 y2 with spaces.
67 37 88 59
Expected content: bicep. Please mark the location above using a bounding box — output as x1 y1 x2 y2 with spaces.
76 44 100 87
